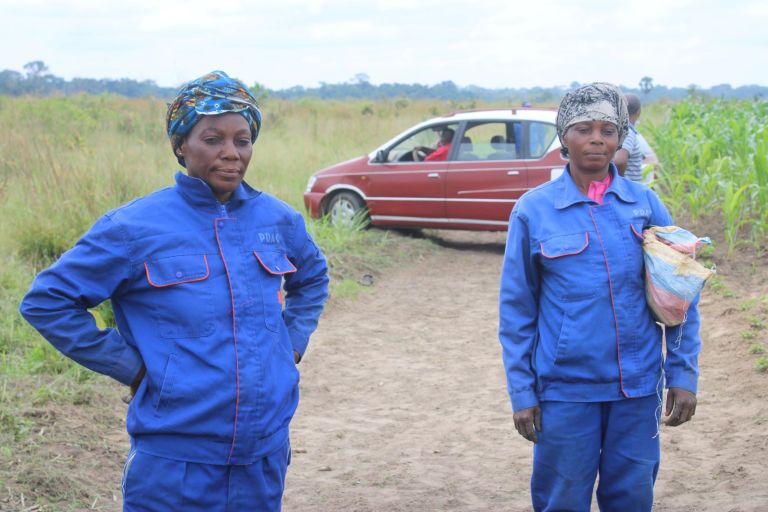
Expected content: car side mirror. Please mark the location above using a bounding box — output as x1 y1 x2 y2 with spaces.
373 149 387 163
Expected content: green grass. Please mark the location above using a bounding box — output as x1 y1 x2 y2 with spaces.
748 316 767 330
740 298 757 311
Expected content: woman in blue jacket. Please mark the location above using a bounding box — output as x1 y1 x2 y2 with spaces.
498 83 701 511
20 71 329 511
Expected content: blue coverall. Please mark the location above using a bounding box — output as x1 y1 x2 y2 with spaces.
21 172 329 511
499 164 701 511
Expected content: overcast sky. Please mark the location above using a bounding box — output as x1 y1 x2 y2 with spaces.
1 0 766 90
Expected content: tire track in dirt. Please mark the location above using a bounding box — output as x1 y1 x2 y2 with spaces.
284 230 768 512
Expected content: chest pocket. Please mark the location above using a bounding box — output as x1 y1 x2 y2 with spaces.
540 232 600 301
253 250 297 332
144 254 215 339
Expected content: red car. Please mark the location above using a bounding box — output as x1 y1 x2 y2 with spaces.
303 108 565 230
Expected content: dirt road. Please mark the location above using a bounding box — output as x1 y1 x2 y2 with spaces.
284 230 768 512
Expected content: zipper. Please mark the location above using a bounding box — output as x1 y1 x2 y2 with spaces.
121 448 138 495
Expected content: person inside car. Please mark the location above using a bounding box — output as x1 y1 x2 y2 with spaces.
413 127 455 161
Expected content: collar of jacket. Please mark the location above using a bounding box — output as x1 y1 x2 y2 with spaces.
173 171 261 210
554 163 637 209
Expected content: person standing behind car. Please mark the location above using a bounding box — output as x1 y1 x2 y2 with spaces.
613 92 645 182
498 82 701 512
20 70 329 512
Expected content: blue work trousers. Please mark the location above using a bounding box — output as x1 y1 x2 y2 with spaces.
532 396 660 512
122 439 290 512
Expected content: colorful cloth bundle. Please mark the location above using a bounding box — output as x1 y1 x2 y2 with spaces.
642 226 714 326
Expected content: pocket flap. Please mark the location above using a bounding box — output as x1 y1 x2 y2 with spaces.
540 233 589 258
254 251 297 275
145 254 210 287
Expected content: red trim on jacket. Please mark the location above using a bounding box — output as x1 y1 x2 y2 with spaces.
144 256 210 288
214 218 241 464
589 207 627 397
540 232 590 259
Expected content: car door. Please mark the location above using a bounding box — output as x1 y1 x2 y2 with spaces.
445 121 527 225
364 123 455 224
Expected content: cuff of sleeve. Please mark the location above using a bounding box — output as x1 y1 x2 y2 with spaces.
108 335 144 386
665 371 698 395
288 327 310 360
511 389 539 412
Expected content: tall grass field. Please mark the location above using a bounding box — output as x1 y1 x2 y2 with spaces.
0 93 766 509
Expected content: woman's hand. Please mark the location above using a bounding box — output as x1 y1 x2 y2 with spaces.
123 365 146 404
663 388 697 426
513 405 542 443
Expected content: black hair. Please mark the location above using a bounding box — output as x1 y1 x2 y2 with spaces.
625 93 642 116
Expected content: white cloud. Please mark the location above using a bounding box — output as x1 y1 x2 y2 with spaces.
0 0 765 89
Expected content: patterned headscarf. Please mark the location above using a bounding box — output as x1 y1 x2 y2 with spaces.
556 82 628 158
166 70 262 166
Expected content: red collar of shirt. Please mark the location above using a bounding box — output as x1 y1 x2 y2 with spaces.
587 173 612 204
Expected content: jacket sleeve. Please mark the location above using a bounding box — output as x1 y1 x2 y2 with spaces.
648 191 702 394
283 213 330 359
499 206 541 411
19 214 144 385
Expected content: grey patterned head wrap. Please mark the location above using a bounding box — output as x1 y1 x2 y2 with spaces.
556 82 628 158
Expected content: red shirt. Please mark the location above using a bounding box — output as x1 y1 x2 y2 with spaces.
425 143 451 162
587 173 612 204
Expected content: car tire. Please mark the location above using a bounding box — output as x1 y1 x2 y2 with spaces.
326 192 368 228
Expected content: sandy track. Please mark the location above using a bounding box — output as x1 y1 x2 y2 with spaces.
284 230 768 512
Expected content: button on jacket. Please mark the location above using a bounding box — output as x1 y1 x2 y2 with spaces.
20 172 329 465
499 165 700 412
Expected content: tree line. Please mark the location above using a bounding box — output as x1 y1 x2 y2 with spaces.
2 62 765 103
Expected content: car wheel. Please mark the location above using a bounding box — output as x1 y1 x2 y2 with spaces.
327 192 368 228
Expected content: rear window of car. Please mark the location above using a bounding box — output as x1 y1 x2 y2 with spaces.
459 121 522 161
528 122 557 158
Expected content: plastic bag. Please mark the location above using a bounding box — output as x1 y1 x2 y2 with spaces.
642 226 714 326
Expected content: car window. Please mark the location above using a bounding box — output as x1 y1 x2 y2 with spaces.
386 123 459 163
527 122 557 158
459 121 521 161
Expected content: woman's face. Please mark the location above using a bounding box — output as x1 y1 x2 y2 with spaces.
177 113 253 203
563 120 619 175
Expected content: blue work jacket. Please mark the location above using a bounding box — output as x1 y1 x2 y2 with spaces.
20 172 329 464
499 165 700 412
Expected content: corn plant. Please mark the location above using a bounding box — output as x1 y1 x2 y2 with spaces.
647 98 768 253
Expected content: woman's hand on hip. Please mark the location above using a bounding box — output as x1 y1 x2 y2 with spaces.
513 405 542 443
122 365 146 404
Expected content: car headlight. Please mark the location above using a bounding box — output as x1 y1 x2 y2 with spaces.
305 175 317 193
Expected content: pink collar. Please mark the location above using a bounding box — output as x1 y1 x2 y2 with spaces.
587 173 612 204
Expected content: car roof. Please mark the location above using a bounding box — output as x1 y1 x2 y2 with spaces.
439 108 557 123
